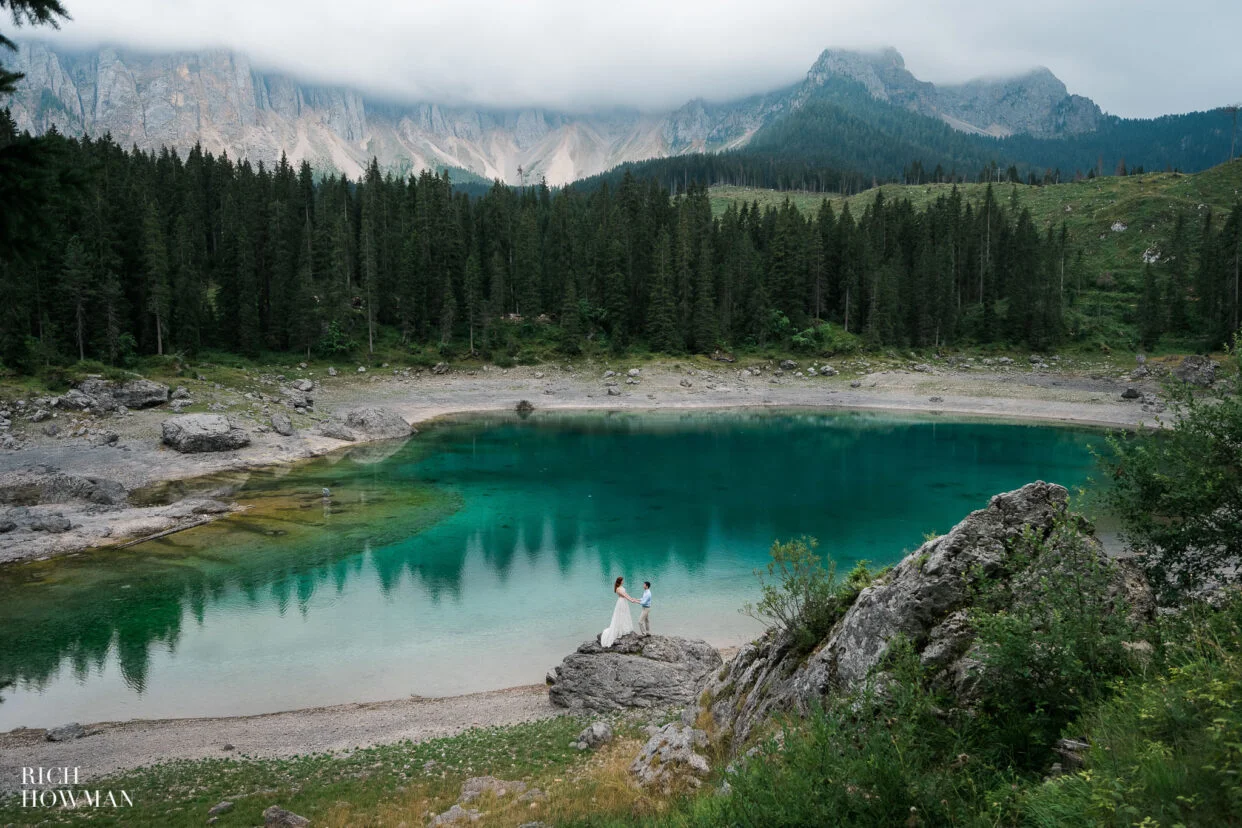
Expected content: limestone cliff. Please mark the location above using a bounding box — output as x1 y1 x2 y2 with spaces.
3 42 1105 184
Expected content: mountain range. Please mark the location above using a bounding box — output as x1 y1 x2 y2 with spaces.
3 42 1125 185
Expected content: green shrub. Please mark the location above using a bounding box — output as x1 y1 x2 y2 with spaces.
741 537 868 656
1021 595 1242 827
1098 377 1242 601
969 520 1138 770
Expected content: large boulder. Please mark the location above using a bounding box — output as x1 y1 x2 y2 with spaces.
1174 355 1217 386
112 379 170 408
548 634 722 711
161 415 251 453
74 377 169 410
693 482 1151 752
338 407 413 439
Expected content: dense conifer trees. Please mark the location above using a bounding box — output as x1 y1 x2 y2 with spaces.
0 118 1239 371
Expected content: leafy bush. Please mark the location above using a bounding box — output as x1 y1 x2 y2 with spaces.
1021 594 1242 827
790 322 863 356
741 537 867 655
969 520 1139 770
1098 378 1242 600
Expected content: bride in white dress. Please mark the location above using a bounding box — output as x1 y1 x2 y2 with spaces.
601 576 641 647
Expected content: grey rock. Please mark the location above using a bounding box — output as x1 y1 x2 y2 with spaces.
630 723 711 791
207 801 233 816
820 365 838 376
281 388 313 408
46 723 86 741
431 362 451 375
913 363 932 373
850 380 862 388
1121 387 1141 400
430 804 480 825
31 512 72 533
692 482 1151 752
29 408 51 422
779 360 797 370
170 386 191 400
574 721 614 750
316 422 357 442
0 520 15 533
680 378 693 388
929 396 944 403
161 414 251 453
357 365 367 373
1174 355 1217 386
340 407 413 439
41 424 60 437
327 366 338 377
113 379 170 408
290 378 314 392
607 386 622 396
263 805 310 827
271 413 294 436
548 633 722 711
459 775 527 803
627 368 640 377
57 388 96 410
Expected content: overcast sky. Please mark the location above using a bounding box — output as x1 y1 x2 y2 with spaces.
26 0 1242 117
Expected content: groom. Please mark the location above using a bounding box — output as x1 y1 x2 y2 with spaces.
639 581 652 636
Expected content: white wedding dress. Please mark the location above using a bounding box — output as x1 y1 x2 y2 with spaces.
601 589 635 647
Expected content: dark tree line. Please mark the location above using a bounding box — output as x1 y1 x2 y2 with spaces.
7 114 1237 372
1138 208 1242 351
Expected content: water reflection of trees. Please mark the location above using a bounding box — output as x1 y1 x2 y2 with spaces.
0 414 1095 707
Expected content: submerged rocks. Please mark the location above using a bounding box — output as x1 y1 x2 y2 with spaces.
161 414 251 453
548 633 722 711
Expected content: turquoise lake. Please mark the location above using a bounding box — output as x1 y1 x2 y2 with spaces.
0 410 1104 729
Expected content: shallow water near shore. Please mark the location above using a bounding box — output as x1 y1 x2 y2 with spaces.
0 409 1104 729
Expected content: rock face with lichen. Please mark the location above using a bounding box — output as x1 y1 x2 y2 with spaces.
547 633 722 712
692 482 1151 753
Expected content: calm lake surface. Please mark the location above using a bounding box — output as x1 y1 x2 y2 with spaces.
0 410 1104 728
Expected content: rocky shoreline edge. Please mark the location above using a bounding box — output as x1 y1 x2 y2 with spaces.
0 357 1172 565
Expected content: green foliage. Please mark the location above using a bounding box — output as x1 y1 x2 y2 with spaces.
741 537 868 656
1021 594 1242 828
1099 379 1242 600
969 520 1138 770
790 321 862 355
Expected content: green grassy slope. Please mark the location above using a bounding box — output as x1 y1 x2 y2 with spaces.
711 159 1242 350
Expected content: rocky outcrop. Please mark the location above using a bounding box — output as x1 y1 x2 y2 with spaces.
630 723 712 792
161 414 251 453
65 377 170 411
0 470 127 506
262 806 309 827
572 721 614 751
1174 355 1218 386
692 482 1150 752
548 633 723 711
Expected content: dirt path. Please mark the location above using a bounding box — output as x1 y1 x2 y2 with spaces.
0 686 559 792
